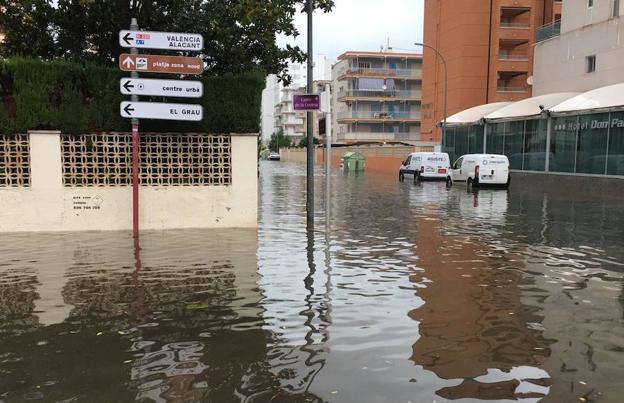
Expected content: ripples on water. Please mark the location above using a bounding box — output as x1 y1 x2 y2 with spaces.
0 161 623 403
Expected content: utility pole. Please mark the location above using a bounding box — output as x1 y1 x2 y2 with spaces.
130 17 140 239
306 0 314 227
324 82 331 223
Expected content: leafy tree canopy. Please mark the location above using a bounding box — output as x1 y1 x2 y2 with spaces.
0 0 334 84
268 129 292 151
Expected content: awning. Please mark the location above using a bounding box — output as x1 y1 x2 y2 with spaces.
485 92 579 121
445 102 512 126
550 83 624 114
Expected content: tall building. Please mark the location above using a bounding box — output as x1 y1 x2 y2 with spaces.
274 86 307 144
261 55 334 143
332 50 423 144
421 0 561 140
533 0 624 95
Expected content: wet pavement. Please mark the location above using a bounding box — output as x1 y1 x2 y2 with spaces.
1 161 623 403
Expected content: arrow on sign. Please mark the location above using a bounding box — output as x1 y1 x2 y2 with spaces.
122 32 134 45
122 56 134 68
122 80 134 92
123 104 135 116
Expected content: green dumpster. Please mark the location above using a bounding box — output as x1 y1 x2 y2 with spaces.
341 152 365 171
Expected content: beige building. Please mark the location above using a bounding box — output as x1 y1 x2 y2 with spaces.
274 86 307 143
332 50 423 144
533 0 624 95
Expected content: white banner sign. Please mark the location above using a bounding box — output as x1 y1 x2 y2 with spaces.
119 30 203 51
120 101 203 121
119 78 203 98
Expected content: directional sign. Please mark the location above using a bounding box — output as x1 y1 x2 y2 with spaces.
119 78 203 98
119 30 203 51
119 54 203 75
120 101 203 121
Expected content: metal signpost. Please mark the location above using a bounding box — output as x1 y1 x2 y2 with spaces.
119 21 204 238
119 78 203 97
118 53 204 75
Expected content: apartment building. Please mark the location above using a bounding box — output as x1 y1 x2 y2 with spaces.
332 50 423 144
421 0 561 140
262 55 334 142
274 86 307 143
533 0 624 95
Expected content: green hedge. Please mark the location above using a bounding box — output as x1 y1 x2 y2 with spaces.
0 58 264 134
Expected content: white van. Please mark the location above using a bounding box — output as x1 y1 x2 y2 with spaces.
399 152 451 182
447 154 510 188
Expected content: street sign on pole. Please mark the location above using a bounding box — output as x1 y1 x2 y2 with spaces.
294 94 321 111
119 54 203 75
119 78 203 98
120 101 203 121
119 30 203 51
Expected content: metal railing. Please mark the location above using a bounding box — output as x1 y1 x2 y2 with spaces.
500 22 530 28
337 132 421 142
342 67 422 79
536 20 561 42
496 86 528 93
337 89 422 99
498 54 529 61
338 111 421 120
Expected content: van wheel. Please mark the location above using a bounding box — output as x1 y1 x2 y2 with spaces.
467 178 474 192
446 176 452 189
474 178 480 188
399 172 404 182
413 173 420 185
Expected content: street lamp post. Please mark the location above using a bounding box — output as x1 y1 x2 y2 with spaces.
415 42 448 143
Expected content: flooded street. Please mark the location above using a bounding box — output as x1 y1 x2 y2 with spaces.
1 161 624 403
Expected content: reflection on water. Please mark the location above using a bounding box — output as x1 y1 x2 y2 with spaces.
0 162 623 402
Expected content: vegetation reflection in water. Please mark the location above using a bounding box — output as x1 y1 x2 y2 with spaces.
0 161 623 403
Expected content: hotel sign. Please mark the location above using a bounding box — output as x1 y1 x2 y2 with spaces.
554 117 624 131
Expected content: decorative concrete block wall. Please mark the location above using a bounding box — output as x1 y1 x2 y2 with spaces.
0 131 258 232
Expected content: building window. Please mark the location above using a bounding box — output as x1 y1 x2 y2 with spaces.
586 55 596 73
358 62 371 69
588 0 594 8
614 0 620 17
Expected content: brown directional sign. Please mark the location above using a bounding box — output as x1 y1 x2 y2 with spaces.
118 53 203 75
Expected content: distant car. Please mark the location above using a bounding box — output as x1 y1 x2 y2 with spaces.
447 154 510 188
268 152 281 161
399 152 450 183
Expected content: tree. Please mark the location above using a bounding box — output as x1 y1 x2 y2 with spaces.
297 137 319 148
0 0 335 84
268 129 293 152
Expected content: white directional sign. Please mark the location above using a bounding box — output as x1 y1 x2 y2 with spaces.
120 101 203 121
119 30 203 50
119 78 203 98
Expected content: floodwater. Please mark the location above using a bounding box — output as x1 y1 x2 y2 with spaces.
1 162 624 403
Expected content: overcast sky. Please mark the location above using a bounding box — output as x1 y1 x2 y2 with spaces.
277 0 424 60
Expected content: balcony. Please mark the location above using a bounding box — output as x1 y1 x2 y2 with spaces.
337 89 422 101
496 86 529 93
498 54 529 61
337 132 421 143
536 20 561 43
338 67 422 81
337 111 421 123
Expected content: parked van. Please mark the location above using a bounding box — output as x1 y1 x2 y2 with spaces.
447 154 510 188
399 152 451 183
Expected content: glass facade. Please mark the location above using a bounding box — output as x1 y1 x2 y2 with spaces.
443 110 624 177
442 125 484 164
